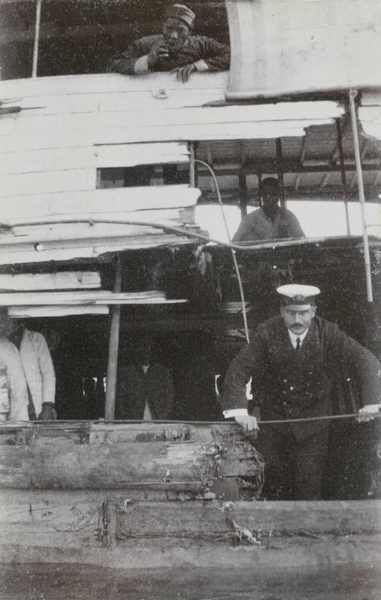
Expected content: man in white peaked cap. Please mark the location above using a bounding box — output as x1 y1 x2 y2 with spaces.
221 284 381 500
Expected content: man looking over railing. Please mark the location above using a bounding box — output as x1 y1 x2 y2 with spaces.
233 178 305 242
109 3 230 83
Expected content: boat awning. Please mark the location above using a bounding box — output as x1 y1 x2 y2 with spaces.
225 0 381 100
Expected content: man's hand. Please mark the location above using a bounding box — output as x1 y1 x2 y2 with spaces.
171 63 197 83
147 42 170 68
38 403 57 421
234 414 259 435
358 404 381 423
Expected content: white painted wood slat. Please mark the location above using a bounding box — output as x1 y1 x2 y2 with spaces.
0 291 188 305
0 186 200 220
8 306 109 317
0 169 96 197
0 72 228 100
0 272 101 291
0 147 96 175
0 143 189 175
0 233 195 265
94 142 189 168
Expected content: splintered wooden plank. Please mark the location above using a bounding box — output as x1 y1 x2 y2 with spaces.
113 499 381 538
95 122 309 144
0 421 262 489
94 142 189 168
0 168 96 197
8 305 109 317
0 147 97 175
0 72 228 101
0 233 195 265
0 290 168 305
0 142 188 176
0 272 101 291
0 186 200 220
0 440 252 488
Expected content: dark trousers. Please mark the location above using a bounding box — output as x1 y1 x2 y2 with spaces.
257 426 329 500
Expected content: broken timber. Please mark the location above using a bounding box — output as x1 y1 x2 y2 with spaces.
0 421 263 490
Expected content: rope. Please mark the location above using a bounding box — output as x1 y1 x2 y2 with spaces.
94 412 381 426
194 159 250 343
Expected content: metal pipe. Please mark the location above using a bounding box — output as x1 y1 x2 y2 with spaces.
335 118 351 235
189 142 196 187
32 0 42 78
349 90 373 302
276 138 285 207
239 141 248 217
105 257 122 420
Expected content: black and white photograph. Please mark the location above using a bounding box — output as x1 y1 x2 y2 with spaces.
0 1 380 598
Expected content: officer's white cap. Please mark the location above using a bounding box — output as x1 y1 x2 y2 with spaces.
277 284 320 305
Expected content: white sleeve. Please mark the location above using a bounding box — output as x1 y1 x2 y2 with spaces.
223 408 248 418
194 59 209 72
134 55 150 74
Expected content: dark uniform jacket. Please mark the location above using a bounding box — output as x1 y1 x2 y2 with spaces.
109 34 230 75
116 362 174 420
222 316 381 440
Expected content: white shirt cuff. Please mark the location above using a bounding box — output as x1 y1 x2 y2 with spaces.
223 408 248 419
134 55 150 74
194 59 209 72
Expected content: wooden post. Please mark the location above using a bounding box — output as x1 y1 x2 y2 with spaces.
336 119 351 235
349 90 373 303
104 258 122 420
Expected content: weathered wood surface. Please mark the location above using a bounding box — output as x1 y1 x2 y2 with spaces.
0 290 184 305
0 73 343 169
0 421 263 490
0 184 200 264
0 489 380 570
0 72 345 263
0 185 199 212
8 305 110 317
0 271 101 291
0 231 197 265
113 499 381 538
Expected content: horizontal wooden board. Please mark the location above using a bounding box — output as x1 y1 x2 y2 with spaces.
0 129 93 153
0 234 195 265
1 213 195 245
0 168 96 197
0 271 101 291
113 499 381 538
0 88 227 122
0 291 188 306
0 489 379 537
8 305 109 317
0 290 162 303
0 72 228 100
94 142 189 169
0 105 341 146
0 186 200 219
94 122 309 145
0 421 262 489
0 146 97 175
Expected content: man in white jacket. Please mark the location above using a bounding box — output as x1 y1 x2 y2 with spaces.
0 336 29 421
1 310 57 420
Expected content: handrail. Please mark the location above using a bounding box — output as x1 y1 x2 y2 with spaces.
349 90 374 303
